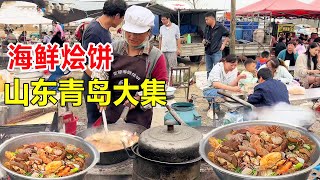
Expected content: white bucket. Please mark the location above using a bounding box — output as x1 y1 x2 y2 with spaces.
194 71 208 90
284 60 290 68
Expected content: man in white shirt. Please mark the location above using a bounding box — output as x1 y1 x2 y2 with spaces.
159 14 181 77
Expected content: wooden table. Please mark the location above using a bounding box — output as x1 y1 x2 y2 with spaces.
289 88 320 102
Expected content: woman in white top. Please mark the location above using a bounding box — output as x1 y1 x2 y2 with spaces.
203 54 246 112
203 54 246 100
260 58 293 84
294 42 320 88
204 54 246 92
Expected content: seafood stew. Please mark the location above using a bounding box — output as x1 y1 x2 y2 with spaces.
207 125 316 176
84 130 139 152
3 142 89 178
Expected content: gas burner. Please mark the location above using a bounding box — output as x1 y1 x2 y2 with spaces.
167 95 175 100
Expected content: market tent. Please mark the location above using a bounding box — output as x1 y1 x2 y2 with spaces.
236 0 320 18
310 0 320 9
0 0 150 23
0 0 46 8
44 0 149 23
310 0 320 8
43 8 101 24
0 6 52 24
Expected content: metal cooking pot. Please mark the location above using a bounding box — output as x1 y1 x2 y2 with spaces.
0 132 100 180
132 120 203 180
77 123 146 165
0 106 8 125
138 123 203 163
7 104 25 120
199 121 320 180
132 143 202 180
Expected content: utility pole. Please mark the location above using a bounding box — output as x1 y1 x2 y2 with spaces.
230 0 236 54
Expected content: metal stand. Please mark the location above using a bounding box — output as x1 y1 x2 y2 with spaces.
189 94 220 127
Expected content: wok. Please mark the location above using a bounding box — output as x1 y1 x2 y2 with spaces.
77 123 146 165
0 132 99 180
199 121 320 180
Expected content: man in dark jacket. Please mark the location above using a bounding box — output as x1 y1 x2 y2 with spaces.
248 68 290 107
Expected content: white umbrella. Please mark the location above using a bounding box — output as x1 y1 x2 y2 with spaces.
162 1 193 10
0 16 52 24
0 6 52 24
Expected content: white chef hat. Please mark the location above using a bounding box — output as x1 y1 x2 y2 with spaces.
122 5 155 34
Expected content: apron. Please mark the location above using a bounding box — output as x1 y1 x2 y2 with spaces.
106 54 153 129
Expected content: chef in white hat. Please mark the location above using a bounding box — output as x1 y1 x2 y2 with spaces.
93 5 168 129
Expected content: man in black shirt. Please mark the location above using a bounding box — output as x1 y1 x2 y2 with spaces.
82 0 127 127
203 12 229 78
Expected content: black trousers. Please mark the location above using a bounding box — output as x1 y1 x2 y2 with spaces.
82 72 101 128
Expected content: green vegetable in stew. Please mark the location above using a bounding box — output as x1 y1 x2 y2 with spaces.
303 144 312 150
288 142 297 150
235 167 242 173
251 169 258 176
270 172 277 176
38 173 44 178
78 154 85 159
71 167 79 173
293 162 304 170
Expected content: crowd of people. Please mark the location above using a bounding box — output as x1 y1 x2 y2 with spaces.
199 15 320 113
203 42 320 111
1 21 77 53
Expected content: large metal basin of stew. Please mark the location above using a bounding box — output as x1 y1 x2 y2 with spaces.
199 121 320 180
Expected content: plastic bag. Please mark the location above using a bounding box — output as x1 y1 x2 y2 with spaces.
195 71 208 90
222 111 244 126
287 80 305 95
287 85 306 95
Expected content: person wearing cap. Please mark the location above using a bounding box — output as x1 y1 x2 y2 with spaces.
92 5 168 129
82 0 128 128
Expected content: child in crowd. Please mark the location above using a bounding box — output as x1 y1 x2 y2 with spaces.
256 51 270 69
239 58 258 91
248 68 290 107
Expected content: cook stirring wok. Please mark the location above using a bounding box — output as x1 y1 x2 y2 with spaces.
91 6 168 129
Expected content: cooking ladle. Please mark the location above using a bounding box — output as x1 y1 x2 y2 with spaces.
165 104 188 126
217 90 255 110
102 109 108 133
